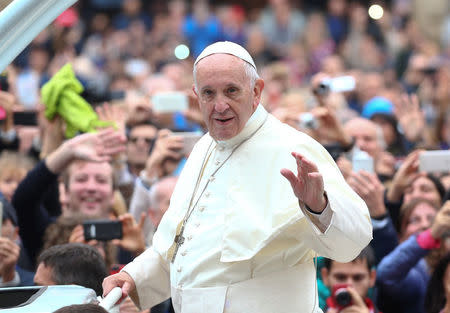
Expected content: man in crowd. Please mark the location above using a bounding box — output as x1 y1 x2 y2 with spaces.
103 41 372 313
12 128 126 266
321 246 380 313
34 243 108 296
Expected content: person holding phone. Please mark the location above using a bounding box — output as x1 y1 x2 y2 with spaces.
103 41 372 313
321 246 380 313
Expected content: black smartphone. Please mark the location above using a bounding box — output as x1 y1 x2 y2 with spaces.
0 72 9 92
13 111 38 126
83 220 123 241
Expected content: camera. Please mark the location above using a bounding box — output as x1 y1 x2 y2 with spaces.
332 284 353 310
298 113 319 130
313 76 356 96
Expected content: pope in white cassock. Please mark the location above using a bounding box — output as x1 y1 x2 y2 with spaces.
103 41 372 313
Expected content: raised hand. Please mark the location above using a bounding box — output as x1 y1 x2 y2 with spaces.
281 152 327 213
144 129 184 179
386 150 423 203
96 102 127 133
46 128 126 174
0 237 20 283
431 201 450 239
339 287 370 313
112 213 146 256
394 93 425 142
68 128 126 162
348 170 386 218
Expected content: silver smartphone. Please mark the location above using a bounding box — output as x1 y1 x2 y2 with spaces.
172 132 203 155
151 92 188 113
419 150 450 172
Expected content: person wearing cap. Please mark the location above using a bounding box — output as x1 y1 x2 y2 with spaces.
103 41 372 313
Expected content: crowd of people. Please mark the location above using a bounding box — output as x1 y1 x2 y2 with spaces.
0 0 449 312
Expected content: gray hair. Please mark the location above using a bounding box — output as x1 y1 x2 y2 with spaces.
193 57 260 93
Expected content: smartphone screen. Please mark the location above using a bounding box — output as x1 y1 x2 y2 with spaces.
83 220 123 241
13 111 38 126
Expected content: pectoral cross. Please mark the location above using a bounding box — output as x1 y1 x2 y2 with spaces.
168 222 186 263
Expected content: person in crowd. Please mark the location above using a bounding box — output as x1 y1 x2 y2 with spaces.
344 117 395 179
12 128 126 267
0 151 34 202
385 150 446 229
0 197 34 286
321 246 380 313
103 41 371 313
53 304 109 313
376 199 450 313
34 243 108 296
425 252 450 313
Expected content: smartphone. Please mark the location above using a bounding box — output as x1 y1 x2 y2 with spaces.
83 220 123 241
352 149 374 173
0 72 9 92
172 132 203 155
315 76 356 96
297 112 319 130
419 150 450 172
151 92 188 113
332 283 352 310
13 111 38 126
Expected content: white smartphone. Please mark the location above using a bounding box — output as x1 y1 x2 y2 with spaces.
419 150 450 172
352 150 374 173
151 92 188 113
172 132 203 155
329 76 356 93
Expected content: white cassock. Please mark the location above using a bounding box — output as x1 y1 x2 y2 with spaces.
123 105 372 313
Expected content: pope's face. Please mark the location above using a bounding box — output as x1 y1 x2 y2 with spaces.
193 54 264 140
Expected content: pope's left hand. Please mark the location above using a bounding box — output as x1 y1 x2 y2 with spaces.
281 152 327 213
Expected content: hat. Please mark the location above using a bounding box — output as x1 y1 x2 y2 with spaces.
1 196 18 226
194 41 256 70
362 97 394 119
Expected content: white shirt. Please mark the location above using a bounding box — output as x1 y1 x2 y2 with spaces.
123 105 372 313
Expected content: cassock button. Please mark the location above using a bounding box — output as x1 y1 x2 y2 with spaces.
181 251 187 256
199 206 205 212
215 160 221 166
187 235 193 240
209 176 215 182
177 267 182 272
195 222 200 227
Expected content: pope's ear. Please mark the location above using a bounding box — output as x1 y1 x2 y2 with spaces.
192 84 198 98
253 78 264 107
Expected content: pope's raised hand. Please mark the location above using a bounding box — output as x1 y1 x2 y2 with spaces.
281 152 327 213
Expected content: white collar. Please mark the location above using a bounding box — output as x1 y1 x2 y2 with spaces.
213 104 267 150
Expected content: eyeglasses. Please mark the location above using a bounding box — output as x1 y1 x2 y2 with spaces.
129 137 155 145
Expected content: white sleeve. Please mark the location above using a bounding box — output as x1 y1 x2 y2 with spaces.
122 247 171 310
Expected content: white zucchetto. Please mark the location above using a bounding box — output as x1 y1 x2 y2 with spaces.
194 41 257 70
